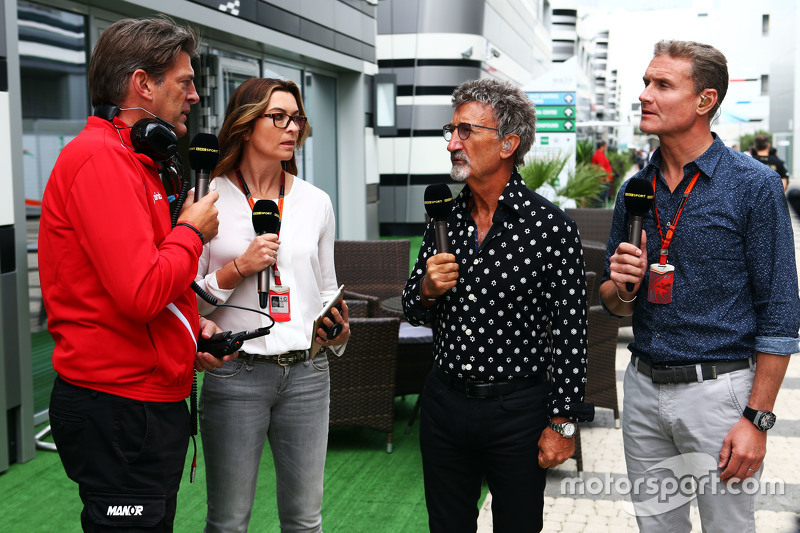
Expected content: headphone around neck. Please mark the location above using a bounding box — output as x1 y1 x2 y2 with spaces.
93 102 178 162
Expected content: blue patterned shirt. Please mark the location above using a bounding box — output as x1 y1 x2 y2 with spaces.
603 134 800 364
403 169 593 421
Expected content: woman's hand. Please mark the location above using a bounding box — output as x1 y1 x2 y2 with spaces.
236 234 280 276
315 300 351 347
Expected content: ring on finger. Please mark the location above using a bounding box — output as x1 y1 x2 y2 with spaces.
747 467 757 472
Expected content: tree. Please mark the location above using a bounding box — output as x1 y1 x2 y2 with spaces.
739 130 771 154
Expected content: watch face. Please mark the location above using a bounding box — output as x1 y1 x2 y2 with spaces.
757 411 776 431
562 423 576 437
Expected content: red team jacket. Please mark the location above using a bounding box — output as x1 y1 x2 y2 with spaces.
39 116 203 402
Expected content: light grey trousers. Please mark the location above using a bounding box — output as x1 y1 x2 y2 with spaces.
622 360 760 533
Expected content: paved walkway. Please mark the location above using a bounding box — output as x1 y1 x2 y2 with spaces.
477 191 800 532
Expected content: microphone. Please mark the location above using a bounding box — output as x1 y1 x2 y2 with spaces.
623 178 655 293
188 133 220 200
252 199 281 309
424 184 454 254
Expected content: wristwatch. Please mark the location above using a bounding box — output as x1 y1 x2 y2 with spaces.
742 406 776 431
548 420 576 438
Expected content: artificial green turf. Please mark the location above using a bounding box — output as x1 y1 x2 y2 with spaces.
2 395 485 532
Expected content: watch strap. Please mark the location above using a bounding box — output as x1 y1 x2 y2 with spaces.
742 406 758 423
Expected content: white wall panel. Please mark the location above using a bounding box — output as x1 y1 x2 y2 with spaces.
379 137 452 175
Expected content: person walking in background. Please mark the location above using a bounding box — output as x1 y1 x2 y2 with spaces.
600 40 799 532
403 78 593 533
636 149 649 170
39 17 226 531
752 134 790 191
194 77 350 533
592 140 614 203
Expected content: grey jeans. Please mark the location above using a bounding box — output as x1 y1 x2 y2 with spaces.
200 354 330 533
622 360 759 533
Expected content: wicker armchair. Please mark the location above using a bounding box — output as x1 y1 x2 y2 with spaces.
328 317 400 453
583 272 621 424
334 240 411 318
582 242 607 306
570 273 621 473
565 208 614 245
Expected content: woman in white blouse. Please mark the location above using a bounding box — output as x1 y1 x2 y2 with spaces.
195 77 349 533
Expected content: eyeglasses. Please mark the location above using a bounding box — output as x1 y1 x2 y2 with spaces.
260 113 308 130
443 122 499 141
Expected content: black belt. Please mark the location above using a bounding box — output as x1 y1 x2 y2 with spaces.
631 355 754 384
240 350 308 366
433 365 549 399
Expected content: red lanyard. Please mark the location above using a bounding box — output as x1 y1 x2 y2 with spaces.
652 171 700 265
236 168 286 282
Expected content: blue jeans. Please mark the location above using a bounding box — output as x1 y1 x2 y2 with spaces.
199 354 330 533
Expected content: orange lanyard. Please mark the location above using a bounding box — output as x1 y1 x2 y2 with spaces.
235 168 285 222
652 170 700 265
236 168 286 282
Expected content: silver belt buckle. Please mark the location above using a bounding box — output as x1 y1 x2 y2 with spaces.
277 352 294 366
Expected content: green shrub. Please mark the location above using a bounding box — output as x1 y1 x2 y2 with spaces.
519 155 567 191
576 138 594 166
559 162 608 207
739 130 771 154
607 150 633 177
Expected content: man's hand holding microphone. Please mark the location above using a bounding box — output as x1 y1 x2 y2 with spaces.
421 184 458 307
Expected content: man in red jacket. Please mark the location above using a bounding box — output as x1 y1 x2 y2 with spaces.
39 17 228 531
592 140 614 203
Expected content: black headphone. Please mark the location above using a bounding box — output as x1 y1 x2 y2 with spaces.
93 102 178 162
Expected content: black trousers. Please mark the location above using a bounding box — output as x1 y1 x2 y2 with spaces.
419 369 550 533
49 377 190 532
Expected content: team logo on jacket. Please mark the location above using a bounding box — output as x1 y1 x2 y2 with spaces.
153 191 163 203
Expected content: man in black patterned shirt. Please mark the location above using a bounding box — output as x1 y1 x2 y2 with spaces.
403 78 594 533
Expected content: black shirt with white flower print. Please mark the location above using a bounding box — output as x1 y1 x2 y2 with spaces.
403 169 594 421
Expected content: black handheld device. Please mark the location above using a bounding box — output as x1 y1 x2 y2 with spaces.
320 303 343 340
198 326 271 357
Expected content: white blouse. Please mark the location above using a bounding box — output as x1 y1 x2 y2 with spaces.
195 174 342 356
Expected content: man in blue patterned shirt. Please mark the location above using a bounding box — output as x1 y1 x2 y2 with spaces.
601 40 800 532
403 78 593 532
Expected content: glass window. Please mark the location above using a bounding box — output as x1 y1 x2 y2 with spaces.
18 1 89 418
19 1 88 206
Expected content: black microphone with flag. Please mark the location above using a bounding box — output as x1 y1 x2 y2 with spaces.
424 183 453 254
623 178 655 292
188 133 220 200
252 199 281 309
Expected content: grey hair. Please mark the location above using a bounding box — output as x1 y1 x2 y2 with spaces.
451 78 536 167
653 40 728 121
89 16 199 107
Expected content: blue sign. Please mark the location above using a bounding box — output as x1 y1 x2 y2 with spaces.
527 92 576 106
